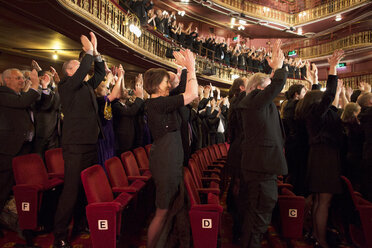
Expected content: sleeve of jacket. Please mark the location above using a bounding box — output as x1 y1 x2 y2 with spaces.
61 54 94 91
0 89 40 109
87 60 106 89
312 75 338 117
169 69 187 96
250 68 288 109
112 98 144 117
35 91 54 111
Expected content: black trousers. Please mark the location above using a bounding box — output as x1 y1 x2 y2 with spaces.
0 142 33 213
33 130 59 160
53 144 97 239
239 171 278 248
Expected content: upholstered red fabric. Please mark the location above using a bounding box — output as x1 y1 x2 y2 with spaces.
133 147 150 170
278 187 305 239
341 176 372 247
12 153 63 230
45 148 64 179
105 156 146 194
184 167 223 248
144 144 152 157
121 151 152 181
188 158 220 194
81 165 133 248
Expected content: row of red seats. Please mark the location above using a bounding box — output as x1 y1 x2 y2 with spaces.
184 143 229 248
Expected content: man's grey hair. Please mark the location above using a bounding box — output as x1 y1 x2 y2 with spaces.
2 68 21 84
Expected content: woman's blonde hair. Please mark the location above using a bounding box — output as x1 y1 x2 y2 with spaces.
341 102 361 123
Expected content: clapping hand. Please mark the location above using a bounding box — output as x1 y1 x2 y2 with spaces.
267 39 284 71
81 34 93 52
173 49 195 72
117 64 125 80
328 49 344 75
31 60 42 72
29 69 40 90
134 73 144 99
89 32 99 55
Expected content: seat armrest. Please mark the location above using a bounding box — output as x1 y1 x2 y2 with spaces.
112 186 137 193
190 204 223 213
197 188 220 195
128 175 150 181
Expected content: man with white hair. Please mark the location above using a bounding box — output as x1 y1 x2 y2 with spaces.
0 68 40 236
238 40 288 248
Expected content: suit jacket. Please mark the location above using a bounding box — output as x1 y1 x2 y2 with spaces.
0 86 40 157
33 88 60 139
112 97 144 152
58 54 105 145
238 68 288 175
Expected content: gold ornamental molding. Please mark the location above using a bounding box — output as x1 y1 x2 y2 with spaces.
212 0 371 27
296 31 372 59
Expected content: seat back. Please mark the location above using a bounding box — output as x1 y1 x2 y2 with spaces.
121 151 141 176
340 176 359 207
218 143 228 157
105 157 129 188
188 158 203 188
212 144 222 159
207 146 218 162
196 150 208 171
13 153 49 185
144 144 152 157
81 165 114 203
201 148 213 164
133 147 149 170
183 167 201 206
45 148 64 174
278 187 305 239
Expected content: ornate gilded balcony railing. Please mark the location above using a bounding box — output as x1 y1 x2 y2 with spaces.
295 31 372 59
57 0 250 84
214 0 369 26
319 73 372 89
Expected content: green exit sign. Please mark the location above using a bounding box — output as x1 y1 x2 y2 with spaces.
337 63 346 68
288 50 296 56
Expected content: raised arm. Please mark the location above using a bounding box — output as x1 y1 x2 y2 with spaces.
173 49 198 105
107 64 124 102
313 49 344 116
250 39 287 108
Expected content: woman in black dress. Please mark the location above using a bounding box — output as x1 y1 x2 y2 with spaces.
144 49 198 248
302 50 344 248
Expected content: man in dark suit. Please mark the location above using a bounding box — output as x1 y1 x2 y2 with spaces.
112 82 144 155
238 40 288 248
0 68 40 235
33 71 61 158
53 32 105 248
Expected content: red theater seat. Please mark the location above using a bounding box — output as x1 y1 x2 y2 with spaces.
218 143 228 158
133 147 150 171
81 165 133 248
12 153 63 246
121 151 152 181
188 158 220 195
195 150 221 176
144 144 152 157
45 148 64 179
277 187 305 239
341 176 372 248
212 144 226 161
105 156 146 194
184 167 223 248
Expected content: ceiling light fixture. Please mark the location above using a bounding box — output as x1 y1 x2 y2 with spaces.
239 20 246 25
181 0 189 3
52 51 58 60
238 25 245 30
231 17 236 24
335 14 342 21
178 11 185 16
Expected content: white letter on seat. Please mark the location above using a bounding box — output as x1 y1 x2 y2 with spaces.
98 220 108 230
289 209 297 218
202 219 212 228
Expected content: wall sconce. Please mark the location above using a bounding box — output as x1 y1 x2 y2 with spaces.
52 51 58 60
